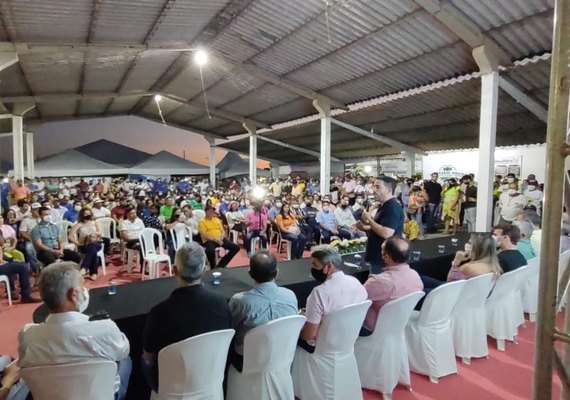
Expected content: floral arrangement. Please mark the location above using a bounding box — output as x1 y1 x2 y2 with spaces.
330 237 367 254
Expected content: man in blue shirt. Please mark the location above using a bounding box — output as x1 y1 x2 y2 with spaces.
229 251 298 371
316 201 351 243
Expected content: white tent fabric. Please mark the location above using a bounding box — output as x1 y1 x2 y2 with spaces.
22 149 129 177
130 150 213 176
217 152 269 179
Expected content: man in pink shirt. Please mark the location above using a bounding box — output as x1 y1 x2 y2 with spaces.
361 236 423 335
244 204 268 256
299 245 368 352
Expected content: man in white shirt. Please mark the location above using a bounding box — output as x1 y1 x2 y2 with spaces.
334 196 366 238
299 245 367 352
120 207 146 269
498 182 526 224
17 203 41 273
523 179 543 214
91 198 111 219
18 262 131 400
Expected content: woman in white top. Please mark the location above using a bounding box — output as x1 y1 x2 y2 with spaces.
69 208 104 280
225 201 246 233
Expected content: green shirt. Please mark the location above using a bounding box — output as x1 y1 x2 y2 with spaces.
160 205 173 219
189 199 203 210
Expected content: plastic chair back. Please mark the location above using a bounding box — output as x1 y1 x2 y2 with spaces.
488 266 529 304
242 315 306 374
372 291 424 338
57 220 74 241
98 217 118 240
193 210 206 222
454 273 495 311
158 329 235 399
169 224 188 251
418 280 466 326
22 360 116 400
315 300 371 354
139 228 164 258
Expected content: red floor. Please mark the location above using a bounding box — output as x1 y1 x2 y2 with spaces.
0 246 562 399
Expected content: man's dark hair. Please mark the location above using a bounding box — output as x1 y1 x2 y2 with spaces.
17 199 28 207
124 206 136 216
383 236 410 263
495 224 521 245
378 176 397 195
249 250 278 283
38 206 50 216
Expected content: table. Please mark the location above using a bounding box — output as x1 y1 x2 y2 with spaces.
33 233 468 399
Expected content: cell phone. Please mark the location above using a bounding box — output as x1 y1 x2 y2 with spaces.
89 310 110 321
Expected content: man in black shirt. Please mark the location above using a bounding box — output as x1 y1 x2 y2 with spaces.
493 225 528 273
142 242 232 392
423 173 442 233
358 176 404 274
462 175 477 232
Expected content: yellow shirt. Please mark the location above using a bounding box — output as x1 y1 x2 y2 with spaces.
198 216 224 240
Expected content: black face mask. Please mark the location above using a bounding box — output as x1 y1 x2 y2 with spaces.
84 215 93 220
311 268 328 283
341 204 348 209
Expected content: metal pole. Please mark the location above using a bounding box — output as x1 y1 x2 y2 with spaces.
208 140 216 190
12 116 24 180
533 0 570 398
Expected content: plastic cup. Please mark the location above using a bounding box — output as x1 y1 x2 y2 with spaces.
212 272 222 285
451 238 458 246
107 281 117 295
412 251 421 261
438 245 445 254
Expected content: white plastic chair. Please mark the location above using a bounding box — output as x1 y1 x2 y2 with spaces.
405 280 466 383
139 228 172 279
68 228 107 276
57 220 76 251
193 209 206 222
451 273 495 365
169 224 192 251
277 231 292 260
355 291 424 399
152 329 235 400
0 275 12 306
98 217 120 252
227 315 306 400
486 265 529 351
521 257 540 320
22 360 117 400
292 300 372 400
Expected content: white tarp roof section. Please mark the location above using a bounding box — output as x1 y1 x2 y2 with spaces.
217 151 269 179
23 149 129 177
130 150 213 176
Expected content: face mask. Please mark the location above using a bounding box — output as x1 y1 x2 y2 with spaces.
464 243 472 253
276 202 282 208
74 205 82 212
292 204 299 209
322 206 330 212
527 185 536 191
493 235 501 248
507 189 517 195
356 198 364 204
77 287 90 313
341 204 348 209
263 200 270 206
42 215 51 223
240 201 245 206
311 267 328 283
500 184 509 191
84 215 93 220
507 178 515 184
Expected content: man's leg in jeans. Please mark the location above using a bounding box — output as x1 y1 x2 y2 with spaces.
36 249 57 266
204 241 218 269
0 262 33 299
62 249 82 264
338 229 352 240
219 238 240 267
21 241 40 272
116 357 132 400
320 230 332 244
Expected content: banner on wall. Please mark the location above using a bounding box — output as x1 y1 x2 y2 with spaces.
494 156 522 177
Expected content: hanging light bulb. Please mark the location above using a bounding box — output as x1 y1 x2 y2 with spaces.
194 50 208 66
154 94 162 102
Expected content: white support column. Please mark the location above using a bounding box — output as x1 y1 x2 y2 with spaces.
12 116 24 179
26 131 34 179
313 97 331 194
243 122 257 187
207 137 216 189
475 71 499 232
405 152 416 177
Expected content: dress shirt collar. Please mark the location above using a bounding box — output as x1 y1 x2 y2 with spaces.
384 263 410 272
45 311 89 324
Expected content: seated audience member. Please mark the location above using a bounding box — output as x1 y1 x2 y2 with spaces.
142 243 231 392
18 262 131 400
91 198 111 219
68 208 106 281
316 200 350 243
493 225 528 273
226 201 246 234
0 240 40 303
361 236 423 335
299 245 367 353
111 198 129 221
181 204 201 242
229 251 298 371
64 200 82 223
512 220 537 261
0 355 29 400
120 206 146 266
16 203 41 272
31 207 81 266
527 213 542 256
12 199 30 222
276 203 307 260
334 196 366 239
244 204 268 256
198 206 239 268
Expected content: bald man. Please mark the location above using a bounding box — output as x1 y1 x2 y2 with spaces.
360 236 423 335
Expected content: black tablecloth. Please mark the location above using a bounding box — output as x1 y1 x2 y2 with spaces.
32 233 468 400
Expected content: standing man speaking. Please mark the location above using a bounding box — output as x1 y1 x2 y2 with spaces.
358 176 404 274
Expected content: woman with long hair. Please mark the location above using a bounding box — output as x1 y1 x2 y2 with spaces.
447 233 502 281
276 202 307 259
69 208 104 280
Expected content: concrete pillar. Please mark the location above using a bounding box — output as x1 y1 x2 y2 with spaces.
12 116 24 179
26 131 34 179
313 97 331 194
475 71 499 232
243 122 257 187
207 137 216 189
405 152 416 177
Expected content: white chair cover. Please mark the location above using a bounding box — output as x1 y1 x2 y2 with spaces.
292 300 372 400
22 361 117 400
451 273 495 363
486 265 529 350
355 292 424 397
521 258 540 320
139 228 172 279
0 275 12 306
227 315 306 400
155 329 235 400
405 280 466 382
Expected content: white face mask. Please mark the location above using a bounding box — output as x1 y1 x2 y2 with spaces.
507 178 515 184
322 206 330 212
464 243 472 253
493 235 501 248
507 189 517 195
77 287 90 313
527 185 536 191
42 215 51 223
276 202 282 208
500 184 509 191
74 205 82 212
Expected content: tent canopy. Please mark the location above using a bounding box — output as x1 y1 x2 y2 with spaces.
25 149 129 177
217 152 269 179
75 139 152 168
130 150 214 176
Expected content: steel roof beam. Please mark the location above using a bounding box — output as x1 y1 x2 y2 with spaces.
0 51 17 71
213 145 285 166
498 76 548 122
330 118 426 156
0 91 152 103
256 135 341 162
137 115 228 140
